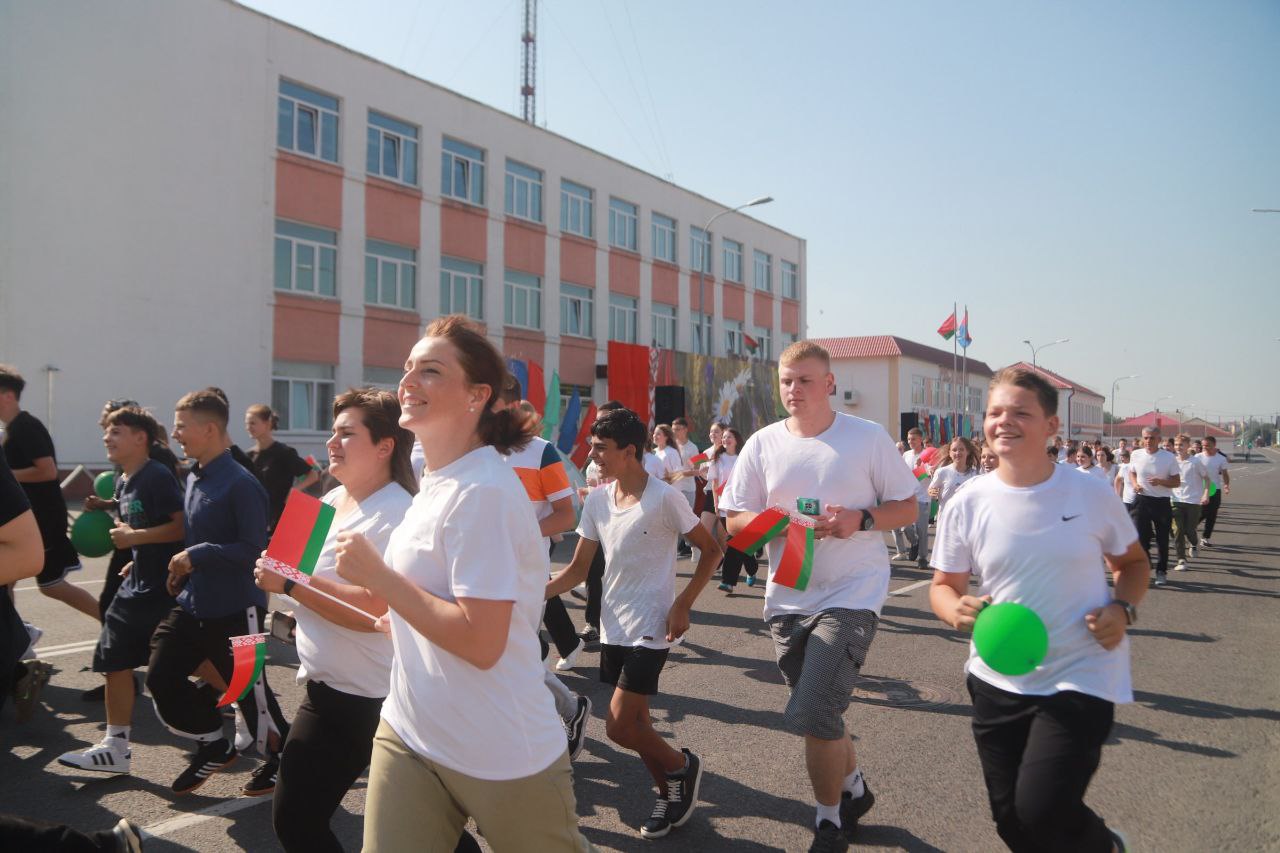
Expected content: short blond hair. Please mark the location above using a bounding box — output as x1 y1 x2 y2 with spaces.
779 340 830 369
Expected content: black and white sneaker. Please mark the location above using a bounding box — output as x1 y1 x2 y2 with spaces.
58 738 132 775
577 625 600 645
111 818 144 853
808 819 849 853
1154 571 1168 587
839 781 875 839
641 748 702 838
171 738 237 795
242 754 279 797
566 695 592 761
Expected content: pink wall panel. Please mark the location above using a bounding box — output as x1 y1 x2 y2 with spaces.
275 154 342 230
274 293 340 363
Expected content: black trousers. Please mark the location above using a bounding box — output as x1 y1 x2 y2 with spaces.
968 676 1116 853
1201 490 1222 539
97 548 130 621
0 814 119 852
542 541 579 657
718 518 758 586
1133 494 1172 574
585 544 605 629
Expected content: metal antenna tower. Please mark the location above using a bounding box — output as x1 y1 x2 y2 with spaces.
521 0 537 123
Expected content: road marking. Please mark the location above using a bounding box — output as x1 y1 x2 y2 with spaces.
14 578 106 593
33 640 99 659
141 796 269 839
888 578 931 596
33 638 102 654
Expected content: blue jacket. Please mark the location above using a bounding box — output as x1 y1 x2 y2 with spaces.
179 450 268 618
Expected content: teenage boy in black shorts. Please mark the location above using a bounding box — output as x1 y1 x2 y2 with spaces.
547 407 722 839
0 364 99 622
58 406 184 775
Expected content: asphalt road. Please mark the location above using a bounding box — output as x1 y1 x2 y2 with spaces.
5 449 1277 851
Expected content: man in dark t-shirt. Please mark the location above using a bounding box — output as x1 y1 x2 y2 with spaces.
0 365 99 622
0 447 48 721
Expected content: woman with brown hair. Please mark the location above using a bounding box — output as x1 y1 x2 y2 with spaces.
245 403 319 532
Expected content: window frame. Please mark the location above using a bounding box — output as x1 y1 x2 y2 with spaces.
753 326 772 362
781 259 799 299
274 219 338 298
440 256 484 320
366 110 419 186
560 179 595 239
754 249 773 292
277 79 339 164
441 137 486 206
651 213 677 264
724 319 744 357
651 303 676 350
271 361 336 433
608 294 638 343
690 227 712 275
723 238 744 284
559 282 595 339
691 310 712 355
608 197 639 252
364 240 417 310
504 269 543 330
504 159 544 223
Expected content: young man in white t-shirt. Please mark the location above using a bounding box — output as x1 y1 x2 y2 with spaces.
1196 435 1231 547
930 366 1148 853
547 408 721 840
1128 426 1181 586
893 428 932 568
721 341 918 852
1171 433 1210 571
671 417 701 557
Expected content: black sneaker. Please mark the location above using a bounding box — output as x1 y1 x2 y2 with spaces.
808 819 849 853
171 738 237 795
641 748 702 838
566 695 592 761
1154 571 1168 587
111 818 144 853
242 754 279 797
839 781 875 839
577 626 600 645
908 543 919 562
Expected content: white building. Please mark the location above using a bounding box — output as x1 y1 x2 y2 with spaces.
0 0 805 464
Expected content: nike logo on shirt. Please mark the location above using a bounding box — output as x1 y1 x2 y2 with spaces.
1061 514 1080 522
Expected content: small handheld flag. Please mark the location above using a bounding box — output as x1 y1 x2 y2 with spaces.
688 451 710 466
726 506 817 591
216 633 268 707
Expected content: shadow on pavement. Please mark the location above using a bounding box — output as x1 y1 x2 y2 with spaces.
1133 690 1280 722
856 822 948 851
1107 721 1236 758
1126 628 1218 643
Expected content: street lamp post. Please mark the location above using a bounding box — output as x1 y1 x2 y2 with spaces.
1022 338 1069 371
1109 374 1138 443
697 196 773 357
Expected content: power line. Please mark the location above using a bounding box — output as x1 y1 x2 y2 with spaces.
600 1 672 179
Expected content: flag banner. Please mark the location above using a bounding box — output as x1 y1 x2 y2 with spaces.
773 514 816 591
265 490 336 580
688 451 710 466
216 633 268 707
542 371 562 440
527 360 547 415
727 507 791 554
570 403 598 468
557 389 582 455
958 309 972 348
913 465 929 481
744 333 759 354
937 312 957 340
506 359 529 402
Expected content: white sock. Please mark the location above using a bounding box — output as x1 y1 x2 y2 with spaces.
815 801 841 828
844 766 865 797
106 725 130 742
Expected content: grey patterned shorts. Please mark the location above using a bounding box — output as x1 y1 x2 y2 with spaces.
768 608 879 740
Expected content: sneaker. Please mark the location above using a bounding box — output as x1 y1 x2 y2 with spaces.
171 738 237 795
917 558 929 569
1201 538 1211 549
908 544 919 562
58 738 132 775
1188 544 1197 559
566 695 592 761
641 748 703 838
1154 571 1167 587
839 781 875 839
577 626 600 645
1174 560 1187 572
232 703 254 752
1109 828 1130 852
111 818 144 853
808 819 849 853
891 552 908 562
22 622 42 658
717 582 733 593
242 754 279 797
12 659 52 723
746 575 759 587
555 638 586 672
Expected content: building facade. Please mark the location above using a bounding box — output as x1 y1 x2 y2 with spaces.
0 0 805 463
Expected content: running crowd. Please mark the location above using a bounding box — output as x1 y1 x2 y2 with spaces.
0 326 1232 852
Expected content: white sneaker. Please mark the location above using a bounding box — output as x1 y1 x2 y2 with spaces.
1201 538 1211 548
58 738 131 775
232 703 254 752
22 622 42 658
1174 560 1187 571
1188 544 1196 559
555 638 586 672
891 552 908 561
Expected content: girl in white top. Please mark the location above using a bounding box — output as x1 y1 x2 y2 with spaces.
930 367 1147 853
980 446 1000 474
254 388 419 853
1114 450 1136 507
709 429 759 591
333 316 593 852
928 437 980 510
697 421 728 545
1074 444 1110 483
1095 446 1117 485
649 424 684 483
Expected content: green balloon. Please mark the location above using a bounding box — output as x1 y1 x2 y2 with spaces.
71 510 115 558
973 602 1048 676
94 471 116 500
1208 481 1218 497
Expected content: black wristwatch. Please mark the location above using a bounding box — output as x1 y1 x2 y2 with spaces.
283 579 297 597
859 510 875 532
1112 599 1136 625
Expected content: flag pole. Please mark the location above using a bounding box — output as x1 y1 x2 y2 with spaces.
951 301 957 441
265 566 382 626
961 304 969 437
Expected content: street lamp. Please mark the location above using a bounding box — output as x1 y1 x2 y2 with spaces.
1175 403 1198 433
697 196 773 356
1153 395 1173 412
1022 338 1069 371
1109 374 1138 443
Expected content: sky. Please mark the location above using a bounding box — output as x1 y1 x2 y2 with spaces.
240 0 1280 423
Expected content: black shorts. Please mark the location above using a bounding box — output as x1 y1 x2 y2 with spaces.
93 593 173 672
36 537 82 588
599 644 669 696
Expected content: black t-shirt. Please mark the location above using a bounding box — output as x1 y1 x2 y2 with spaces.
2 410 67 531
114 459 184 601
0 451 34 678
246 441 313 530
148 442 180 481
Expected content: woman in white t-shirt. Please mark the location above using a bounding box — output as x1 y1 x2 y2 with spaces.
650 424 684 484
333 317 593 852
253 389 422 852
930 367 1148 853
980 445 1000 474
710 429 759 591
1075 444 1111 484
928 437 980 512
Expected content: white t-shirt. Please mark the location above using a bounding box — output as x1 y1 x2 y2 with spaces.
653 445 683 481
1076 464 1110 484
294 482 412 698
1172 455 1209 504
721 413 920 621
577 475 699 649
1115 462 1135 504
903 448 931 502
931 464 978 506
643 452 666 480
706 452 738 514
1129 448 1180 499
673 440 700 495
1197 450 1229 488
410 439 425 480
933 465 1138 703
380 446 565 781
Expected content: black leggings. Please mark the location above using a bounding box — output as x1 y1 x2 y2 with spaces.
0 813 120 852
968 676 1116 852
1200 490 1222 538
585 544 605 629
718 519 758 586
542 542 579 657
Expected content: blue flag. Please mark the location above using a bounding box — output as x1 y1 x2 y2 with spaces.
506 359 529 400
557 389 582 455
957 309 972 348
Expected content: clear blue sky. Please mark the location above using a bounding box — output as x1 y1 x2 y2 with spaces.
241 0 1280 423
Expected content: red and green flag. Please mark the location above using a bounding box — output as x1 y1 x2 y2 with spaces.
688 450 710 466
913 465 929 481
744 333 759 355
263 489 336 583
216 633 268 707
937 312 957 340
727 507 791 554
726 507 816 591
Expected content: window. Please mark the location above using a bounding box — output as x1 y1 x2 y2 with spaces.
723 239 743 284
364 240 416 310
690 227 712 274
782 260 798 299
754 250 772 292
609 295 638 343
504 270 542 329
753 327 772 362
691 311 711 355
652 303 676 350
278 80 339 163
504 160 543 222
725 319 744 356
274 220 337 297
651 213 677 264
441 137 485 206
560 180 594 238
440 257 484 320
363 366 403 390
608 198 638 252
560 283 594 338
272 361 335 432
912 376 926 406
366 111 418 185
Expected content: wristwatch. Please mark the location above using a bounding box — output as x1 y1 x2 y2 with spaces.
859 510 875 532
283 579 297 597
1112 599 1137 625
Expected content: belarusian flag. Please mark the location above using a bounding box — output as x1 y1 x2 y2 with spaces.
937 312 957 340
689 450 710 466
727 507 790 554
262 490 336 583
216 633 268 707
773 514 815 591
744 333 759 355
913 465 929 481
